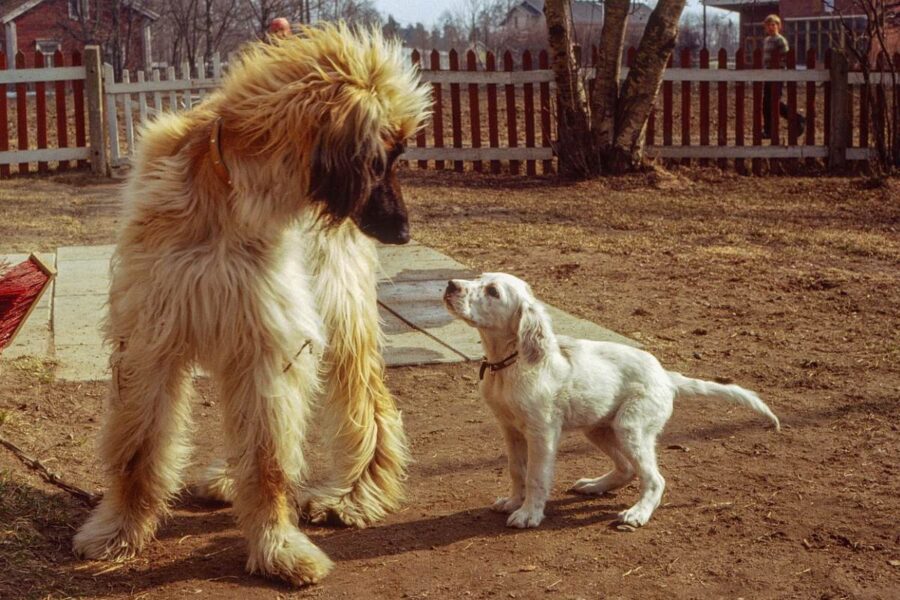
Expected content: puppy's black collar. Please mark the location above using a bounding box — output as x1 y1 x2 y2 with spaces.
479 351 519 380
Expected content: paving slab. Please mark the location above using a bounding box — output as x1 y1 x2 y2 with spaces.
380 306 465 366
376 243 476 283
5 241 635 381
54 294 106 348
378 279 484 361
56 245 116 262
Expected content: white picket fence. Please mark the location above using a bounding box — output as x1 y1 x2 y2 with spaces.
103 54 225 167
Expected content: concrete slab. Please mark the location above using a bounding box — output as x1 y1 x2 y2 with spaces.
54 259 111 297
544 306 641 348
7 242 636 382
54 294 106 348
55 344 109 381
380 307 465 366
377 243 476 283
56 245 116 262
378 279 484 361
378 279 639 361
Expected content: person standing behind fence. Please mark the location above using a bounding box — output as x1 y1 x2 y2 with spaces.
268 17 293 38
762 14 805 140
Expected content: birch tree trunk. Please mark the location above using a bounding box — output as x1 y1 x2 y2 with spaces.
545 0 686 176
612 0 686 171
590 0 630 151
543 0 596 177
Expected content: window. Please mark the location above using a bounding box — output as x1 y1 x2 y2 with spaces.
823 1 835 14
68 0 89 19
35 40 61 66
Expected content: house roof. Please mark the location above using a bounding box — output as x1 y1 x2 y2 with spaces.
704 0 777 10
0 0 159 24
513 1 635 25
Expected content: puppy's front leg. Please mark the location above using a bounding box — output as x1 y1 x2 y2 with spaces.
506 426 560 529
492 424 527 514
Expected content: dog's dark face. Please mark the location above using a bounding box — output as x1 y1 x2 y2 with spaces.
352 142 409 245
310 138 410 245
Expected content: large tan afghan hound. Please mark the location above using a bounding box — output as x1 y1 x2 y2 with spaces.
72 24 430 586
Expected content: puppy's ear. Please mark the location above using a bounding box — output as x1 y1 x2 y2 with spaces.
517 301 552 364
309 102 382 224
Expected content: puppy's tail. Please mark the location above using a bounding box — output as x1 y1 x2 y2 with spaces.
668 372 781 431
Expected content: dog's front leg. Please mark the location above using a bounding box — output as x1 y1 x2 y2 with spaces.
298 228 409 528
218 354 333 586
491 423 527 514
506 425 561 529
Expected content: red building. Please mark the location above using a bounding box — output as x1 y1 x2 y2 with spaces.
706 0 867 60
0 0 157 69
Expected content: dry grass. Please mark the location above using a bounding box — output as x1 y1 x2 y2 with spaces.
0 170 898 598
0 173 121 252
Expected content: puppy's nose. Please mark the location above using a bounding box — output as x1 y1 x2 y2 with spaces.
445 280 460 295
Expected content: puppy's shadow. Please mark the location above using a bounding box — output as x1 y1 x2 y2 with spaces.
319 494 630 562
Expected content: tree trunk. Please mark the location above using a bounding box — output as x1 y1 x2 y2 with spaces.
543 0 596 177
546 0 685 176
612 0 686 171
590 0 629 152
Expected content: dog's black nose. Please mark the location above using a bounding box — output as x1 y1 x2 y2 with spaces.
446 280 460 294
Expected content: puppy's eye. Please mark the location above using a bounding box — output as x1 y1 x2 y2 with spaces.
485 284 500 298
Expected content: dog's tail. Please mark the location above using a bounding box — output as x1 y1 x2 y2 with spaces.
668 372 781 431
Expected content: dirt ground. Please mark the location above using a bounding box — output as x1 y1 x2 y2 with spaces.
0 169 898 599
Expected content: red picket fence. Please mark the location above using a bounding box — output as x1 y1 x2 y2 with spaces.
0 50 88 178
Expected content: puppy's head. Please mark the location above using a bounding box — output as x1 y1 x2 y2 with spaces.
443 273 553 363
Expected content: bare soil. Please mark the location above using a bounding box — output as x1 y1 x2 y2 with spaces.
1 169 898 599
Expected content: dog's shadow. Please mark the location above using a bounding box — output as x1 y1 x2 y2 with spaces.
59 493 640 595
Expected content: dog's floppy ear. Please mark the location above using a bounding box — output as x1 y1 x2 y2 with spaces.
309 100 383 223
517 301 552 364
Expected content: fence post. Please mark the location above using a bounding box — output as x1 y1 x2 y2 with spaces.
84 45 108 176
828 52 850 170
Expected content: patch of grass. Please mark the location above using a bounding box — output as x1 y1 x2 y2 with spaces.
11 357 57 384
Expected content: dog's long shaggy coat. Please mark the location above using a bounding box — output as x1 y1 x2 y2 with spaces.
72 25 430 586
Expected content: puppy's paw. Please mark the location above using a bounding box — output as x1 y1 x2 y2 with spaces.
617 505 653 528
506 507 544 529
491 496 524 514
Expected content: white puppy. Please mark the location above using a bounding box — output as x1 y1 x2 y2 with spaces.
443 273 780 529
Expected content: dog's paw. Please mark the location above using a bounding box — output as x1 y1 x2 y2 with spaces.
570 477 610 496
506 507 544 529
617 505 653 528
247 527 334 587
190 459 235 504
297 488 381 529
73 508 150 561
491 496 524 514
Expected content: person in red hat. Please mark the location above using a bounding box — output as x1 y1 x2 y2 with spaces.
268 17 292 38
